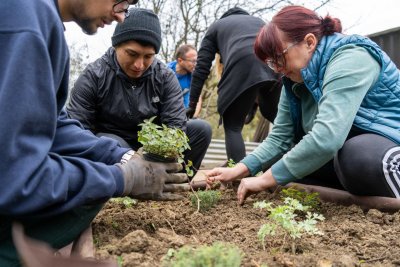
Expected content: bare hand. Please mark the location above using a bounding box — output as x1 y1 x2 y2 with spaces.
237 169 277 205
205 167 236 186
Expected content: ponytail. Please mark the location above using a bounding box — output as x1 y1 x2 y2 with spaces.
321 16 342 36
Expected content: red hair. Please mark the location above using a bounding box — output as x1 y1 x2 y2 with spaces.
254 5 342 63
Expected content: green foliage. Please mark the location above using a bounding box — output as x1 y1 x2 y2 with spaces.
138 116 193 177
162 242 243 267
280 187 321 211
138 116 190 162
184 160 194 178
190 190 221 212
110 197 137 208
254 197 325 251
227 158 236 168
117 256 123 267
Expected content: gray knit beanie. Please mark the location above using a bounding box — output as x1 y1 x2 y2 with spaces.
112 8 162 53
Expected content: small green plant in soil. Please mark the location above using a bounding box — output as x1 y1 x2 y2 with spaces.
280 187 321 211
110 197 137 208
190 190 221 212
117 256 123 267
138 116 193 176
227 158 236 168
162 242 243 267
254 197 325 253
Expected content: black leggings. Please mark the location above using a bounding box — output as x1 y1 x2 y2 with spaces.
223 88 258 163
223 81 281 163
298 133 400 198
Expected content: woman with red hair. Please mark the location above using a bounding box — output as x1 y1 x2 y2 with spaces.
207 5 400 204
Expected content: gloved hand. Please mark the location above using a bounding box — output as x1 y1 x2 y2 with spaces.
117 154 190 200
185 101 197 119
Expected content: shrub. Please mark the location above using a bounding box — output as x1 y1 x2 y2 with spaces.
138 116 190 162
138 116 193 176
190 190 221 212
280 187 321 211
110 197 137 208
163 242 243 267
227 158 236 168
254 197 325 252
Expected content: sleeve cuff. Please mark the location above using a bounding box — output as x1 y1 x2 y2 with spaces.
271 159 296 185
240 154 263 176
111 165 125 197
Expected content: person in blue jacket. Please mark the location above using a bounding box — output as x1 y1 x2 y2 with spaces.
167 44 198 109
206 5 400 204
0 1 188 266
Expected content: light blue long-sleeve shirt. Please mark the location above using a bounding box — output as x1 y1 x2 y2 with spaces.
242 44 381 184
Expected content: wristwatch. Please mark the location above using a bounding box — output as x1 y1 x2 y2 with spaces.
120 150 135 164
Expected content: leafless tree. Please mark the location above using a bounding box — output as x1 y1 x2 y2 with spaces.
138 0 331 62
67 1 332 139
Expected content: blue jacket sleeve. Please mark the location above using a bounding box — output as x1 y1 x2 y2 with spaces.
54 110 128 165
0 17 125 218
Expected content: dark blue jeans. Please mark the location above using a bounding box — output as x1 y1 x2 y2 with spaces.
0 205 102 267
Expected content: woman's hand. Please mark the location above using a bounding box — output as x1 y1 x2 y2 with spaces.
237 169 277 205
206 163 250 187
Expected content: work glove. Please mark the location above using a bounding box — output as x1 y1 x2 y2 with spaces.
117 154 190 200
185 101 197 119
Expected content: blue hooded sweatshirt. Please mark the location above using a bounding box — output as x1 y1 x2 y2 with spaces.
0 0 127 218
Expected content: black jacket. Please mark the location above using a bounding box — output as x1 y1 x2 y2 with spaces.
190 12 279 115
67 47 186 149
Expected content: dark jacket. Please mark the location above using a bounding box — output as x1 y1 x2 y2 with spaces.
0 0 127 217
190 11 278 115
67 48 186 150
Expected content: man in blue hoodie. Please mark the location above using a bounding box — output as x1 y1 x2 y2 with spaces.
0 1 188 266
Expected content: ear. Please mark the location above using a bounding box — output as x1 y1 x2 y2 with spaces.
177 58 184 64
304 33 317 51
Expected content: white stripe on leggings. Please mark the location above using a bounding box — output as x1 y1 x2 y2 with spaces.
382 146 400 198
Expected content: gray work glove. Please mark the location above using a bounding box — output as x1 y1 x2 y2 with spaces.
117 154 190 200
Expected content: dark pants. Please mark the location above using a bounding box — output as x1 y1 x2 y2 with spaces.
223 81 281 163
298 132 400 198
98 119 212 170
0 205 102 267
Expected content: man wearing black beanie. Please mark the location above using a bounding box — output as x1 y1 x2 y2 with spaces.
67 8 212 171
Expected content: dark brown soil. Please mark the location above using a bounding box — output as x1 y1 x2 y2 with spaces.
93 189 400 267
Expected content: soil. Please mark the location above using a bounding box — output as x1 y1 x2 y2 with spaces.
93 188 400 267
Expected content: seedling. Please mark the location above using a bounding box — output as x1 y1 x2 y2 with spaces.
189 190 221 212
280 187 321 211
138 116 193 176
117 256 123 267
110 197 137 208
162 242 243 267
254 197 324 253
227 158 236 168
